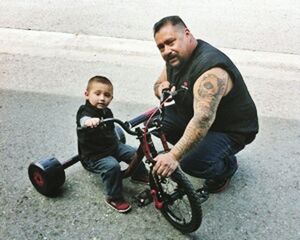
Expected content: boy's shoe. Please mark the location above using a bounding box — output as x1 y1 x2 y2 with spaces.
105 197 132 213
203 177 231 193
131 174 149 185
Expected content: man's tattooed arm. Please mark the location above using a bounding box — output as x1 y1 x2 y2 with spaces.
170 68 229 160
153 68 169 98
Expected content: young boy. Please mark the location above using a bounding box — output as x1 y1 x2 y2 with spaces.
76 75 148 213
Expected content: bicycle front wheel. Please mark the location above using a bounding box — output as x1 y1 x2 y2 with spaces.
150 167 202 233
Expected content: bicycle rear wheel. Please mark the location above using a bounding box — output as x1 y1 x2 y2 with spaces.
150 167 202 233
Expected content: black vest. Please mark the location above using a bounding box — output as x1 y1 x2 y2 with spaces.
76 101 118 161
166 40 258 144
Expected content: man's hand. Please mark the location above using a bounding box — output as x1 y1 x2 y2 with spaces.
84 117 100 128
153 152 179 177
158 81 171 98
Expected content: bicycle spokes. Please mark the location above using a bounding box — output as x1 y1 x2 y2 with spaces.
159 178 193 222
149 168 202 233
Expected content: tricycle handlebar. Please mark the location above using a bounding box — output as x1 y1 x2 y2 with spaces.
102 118 137 135
102 106 160 135
77 106 160 135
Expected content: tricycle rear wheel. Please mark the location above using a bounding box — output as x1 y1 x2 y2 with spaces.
28 157 65 197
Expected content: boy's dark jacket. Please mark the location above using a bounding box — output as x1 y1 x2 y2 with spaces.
76 101 118 161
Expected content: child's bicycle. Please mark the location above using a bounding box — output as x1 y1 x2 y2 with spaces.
28 90 209 233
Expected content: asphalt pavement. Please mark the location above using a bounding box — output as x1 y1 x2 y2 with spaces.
1 86 299 240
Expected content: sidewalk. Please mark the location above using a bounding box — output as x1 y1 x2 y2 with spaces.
1 28 299 121
1 28 299 71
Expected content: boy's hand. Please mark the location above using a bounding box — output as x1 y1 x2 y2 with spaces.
84 118 100 128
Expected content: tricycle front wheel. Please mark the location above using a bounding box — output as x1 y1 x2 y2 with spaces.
150 167 203 233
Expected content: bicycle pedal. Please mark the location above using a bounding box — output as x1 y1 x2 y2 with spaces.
134 188 153 207
196 188 209 203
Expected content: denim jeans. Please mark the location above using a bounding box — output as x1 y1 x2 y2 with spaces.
161 105 245 181
81 143 147 199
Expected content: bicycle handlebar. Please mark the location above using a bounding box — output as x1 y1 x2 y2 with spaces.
78 89 182 134
77 106 160 135
101 118 137 135
102 106 161 135
127 107 159 127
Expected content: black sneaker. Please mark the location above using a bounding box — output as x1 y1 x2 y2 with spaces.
203 178 231 193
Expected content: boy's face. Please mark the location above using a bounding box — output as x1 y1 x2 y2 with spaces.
85 82 113 109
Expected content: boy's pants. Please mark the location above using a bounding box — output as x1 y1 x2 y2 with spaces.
82 143 148 199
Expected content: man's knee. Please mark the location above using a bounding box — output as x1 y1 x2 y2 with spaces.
180 158 225 179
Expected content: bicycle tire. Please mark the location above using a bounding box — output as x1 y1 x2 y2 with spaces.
150 167 202 233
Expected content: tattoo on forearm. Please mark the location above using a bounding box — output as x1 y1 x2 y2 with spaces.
171 73 227 159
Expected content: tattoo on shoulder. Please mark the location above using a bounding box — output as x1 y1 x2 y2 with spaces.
197 73 226 98
194 73 227 122
203 81 213 90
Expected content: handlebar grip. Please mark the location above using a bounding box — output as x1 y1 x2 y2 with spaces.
77 126 87 131
161 89 172 102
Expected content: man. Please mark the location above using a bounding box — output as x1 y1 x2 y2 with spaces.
152 16 258 193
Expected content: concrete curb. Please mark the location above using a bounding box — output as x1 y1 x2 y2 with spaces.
1 28 299 71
